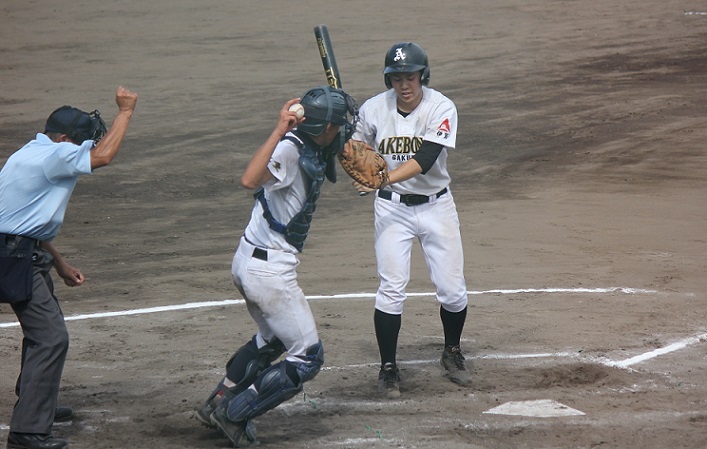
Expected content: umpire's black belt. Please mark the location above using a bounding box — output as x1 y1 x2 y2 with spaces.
0 233 41 249
377 187 448 206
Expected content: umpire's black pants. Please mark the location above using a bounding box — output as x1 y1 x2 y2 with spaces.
10 247 69 434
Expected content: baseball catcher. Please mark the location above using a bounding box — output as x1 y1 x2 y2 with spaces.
195 86 358 447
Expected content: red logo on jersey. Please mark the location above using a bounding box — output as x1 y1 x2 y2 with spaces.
436 118 451 138
438 118 451 134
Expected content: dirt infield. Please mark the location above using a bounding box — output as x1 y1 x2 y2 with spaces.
1 0 706 448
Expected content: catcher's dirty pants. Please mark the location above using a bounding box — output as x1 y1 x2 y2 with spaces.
10 247 69 434
231 236 320 359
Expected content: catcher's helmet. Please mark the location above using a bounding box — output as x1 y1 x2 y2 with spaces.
383 42 430 89
297 86 358 139
45 106 107 143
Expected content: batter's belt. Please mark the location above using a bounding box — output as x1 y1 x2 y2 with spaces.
377 187 448 206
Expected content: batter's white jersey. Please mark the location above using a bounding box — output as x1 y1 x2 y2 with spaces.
353 85 457 195
353 86 468 315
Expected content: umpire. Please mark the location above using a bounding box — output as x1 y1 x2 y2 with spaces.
0 86 137 449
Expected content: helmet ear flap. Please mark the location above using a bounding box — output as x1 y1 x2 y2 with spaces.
421 66 431 86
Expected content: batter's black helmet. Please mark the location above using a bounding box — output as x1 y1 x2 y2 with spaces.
297 86 358 139
45 106 107 143
383 42 430 89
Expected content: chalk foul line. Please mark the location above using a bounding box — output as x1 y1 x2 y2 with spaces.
3 286 703 369
0 287 655 329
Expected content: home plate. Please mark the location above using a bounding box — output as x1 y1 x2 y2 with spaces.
483 399 585 418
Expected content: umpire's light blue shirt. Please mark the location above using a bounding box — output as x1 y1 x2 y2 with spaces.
0 133 93 241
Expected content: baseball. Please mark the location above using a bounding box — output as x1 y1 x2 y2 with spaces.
289 103 305 119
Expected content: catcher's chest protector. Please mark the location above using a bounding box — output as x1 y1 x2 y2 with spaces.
255 134 326 252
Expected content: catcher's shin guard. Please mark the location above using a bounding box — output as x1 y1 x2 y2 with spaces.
197 336 285 427
226 335 286 389
226 341 324 422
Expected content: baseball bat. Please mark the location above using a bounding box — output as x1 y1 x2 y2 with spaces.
313 25 370 197
314 24 342 89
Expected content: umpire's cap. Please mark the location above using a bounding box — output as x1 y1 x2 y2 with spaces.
45 106 107 143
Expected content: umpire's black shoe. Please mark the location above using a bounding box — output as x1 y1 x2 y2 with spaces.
7 432 68 449
210 406 258 447
54 406 73 423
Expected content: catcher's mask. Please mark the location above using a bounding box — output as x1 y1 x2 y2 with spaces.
383 42 430 89
297 86 358 143
45 105 107 144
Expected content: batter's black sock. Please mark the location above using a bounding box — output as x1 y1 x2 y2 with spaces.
440 305 467 348
374 309 401 366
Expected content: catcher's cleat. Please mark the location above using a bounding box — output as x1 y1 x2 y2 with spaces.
196 386 238 429
196 389 234 429
195 400 218 429
211 405 258 447
378 363 401 399
440 345 472 386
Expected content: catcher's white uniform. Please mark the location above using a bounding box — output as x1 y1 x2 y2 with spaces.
235 137 319 359
353 85 468 315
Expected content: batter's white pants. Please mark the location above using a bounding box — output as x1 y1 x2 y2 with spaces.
374 190 468 315
232 237 320 360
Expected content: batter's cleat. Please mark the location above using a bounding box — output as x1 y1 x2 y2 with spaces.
378 362 401 399
440 345 472 386
210 405 258 447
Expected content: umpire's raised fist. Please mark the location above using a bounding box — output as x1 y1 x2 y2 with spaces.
115 86 138 112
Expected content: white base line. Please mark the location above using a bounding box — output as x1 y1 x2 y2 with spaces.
321 352 577 371
607 332 707 368
308 287 656 300
0 286 701 370
4 286 696 368
0 299 245 329
321 330 707 371
0 287 655 329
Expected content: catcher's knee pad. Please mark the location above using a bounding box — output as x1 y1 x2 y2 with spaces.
226 341 324 422
225 335 286 390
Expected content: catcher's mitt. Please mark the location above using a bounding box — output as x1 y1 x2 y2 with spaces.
338 140 389 189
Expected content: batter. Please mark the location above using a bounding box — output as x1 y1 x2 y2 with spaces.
352 42 471 399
